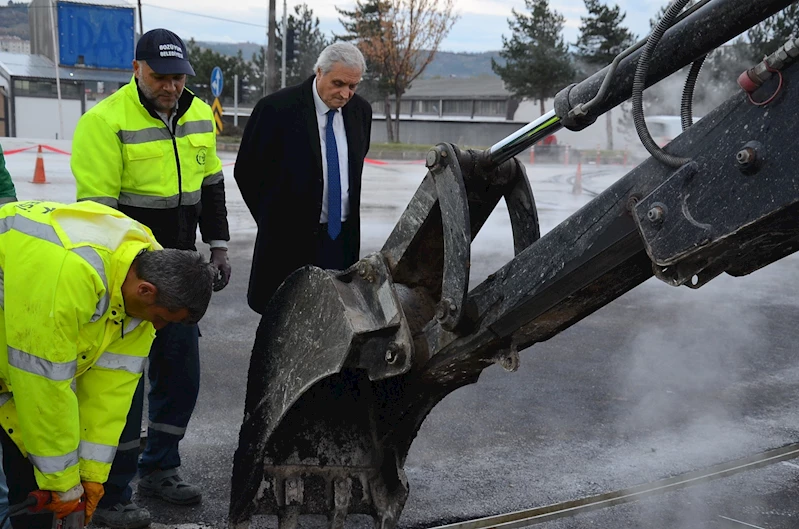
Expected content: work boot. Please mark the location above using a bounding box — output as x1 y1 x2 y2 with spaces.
137 468 202 505
91 501 151 529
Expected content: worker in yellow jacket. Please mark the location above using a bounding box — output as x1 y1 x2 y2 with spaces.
0 200 215 528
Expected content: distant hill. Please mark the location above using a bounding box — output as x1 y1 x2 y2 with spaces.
197 40 503 79
0 2 30 40
420 50 503 78
196 41 263 62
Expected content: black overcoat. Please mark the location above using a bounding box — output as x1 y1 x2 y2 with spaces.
234 75 373 314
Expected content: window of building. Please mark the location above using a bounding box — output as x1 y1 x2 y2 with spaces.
442 100 472 116
411 99 439 115
83 81 122 101
473 100 506 117
13 79 82 99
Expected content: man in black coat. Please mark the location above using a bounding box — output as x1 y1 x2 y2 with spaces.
235 42 372 314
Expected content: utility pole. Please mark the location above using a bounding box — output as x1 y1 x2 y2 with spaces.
234 74 239 127
137 0 143 35
266 0 277 94
281 0 287 89
48 0 64 140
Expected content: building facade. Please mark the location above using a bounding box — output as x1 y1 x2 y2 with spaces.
368 76 640 153
0 37 30 55
0 0 135 138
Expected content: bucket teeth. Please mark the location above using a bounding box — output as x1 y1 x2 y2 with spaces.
284 477 304 506
329 477 352 529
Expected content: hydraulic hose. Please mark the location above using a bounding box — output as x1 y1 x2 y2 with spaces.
681 55 706 131
632 0 694 168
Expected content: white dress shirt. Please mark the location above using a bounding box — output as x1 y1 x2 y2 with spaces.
312 77 350 224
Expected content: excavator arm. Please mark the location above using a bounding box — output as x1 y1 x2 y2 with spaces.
230 0 799 527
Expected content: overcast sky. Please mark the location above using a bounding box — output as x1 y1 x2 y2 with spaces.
139 0 671 53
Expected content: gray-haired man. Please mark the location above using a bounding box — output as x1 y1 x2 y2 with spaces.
234 42 372 315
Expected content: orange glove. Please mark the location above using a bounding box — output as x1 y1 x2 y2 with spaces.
34 484 83 519
81 481 104 524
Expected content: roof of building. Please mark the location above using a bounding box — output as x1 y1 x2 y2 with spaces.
397 76 511 99
0 52 131 82
29 0 134 9
58 0 134 7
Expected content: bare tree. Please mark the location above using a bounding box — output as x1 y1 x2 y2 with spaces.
357 0 459 142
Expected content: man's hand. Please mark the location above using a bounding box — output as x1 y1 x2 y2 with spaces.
81 481 104 524
210 248 231 291
35 484 83 519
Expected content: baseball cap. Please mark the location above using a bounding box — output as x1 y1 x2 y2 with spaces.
135 28 196 76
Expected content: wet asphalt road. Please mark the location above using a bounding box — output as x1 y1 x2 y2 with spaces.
4 141 799 529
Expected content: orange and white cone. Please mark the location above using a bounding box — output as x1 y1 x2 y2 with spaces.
32 145 46 184
572 162 582 195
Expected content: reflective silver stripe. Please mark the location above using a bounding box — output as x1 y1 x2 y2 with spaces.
78 196 119 209
0 392 11 407
124 317 144 335
118 189 201 209
116 439 140 452
94 351 146 374
119 122 213 143
148 421 186 436
79 440 116 464
176 120 214 137
72 246 109 322
118 127 171 145
28 450 79 474
0 215 61 246
182 189 201 205
8 346 76 381
0 197 16 205
202 171 224 187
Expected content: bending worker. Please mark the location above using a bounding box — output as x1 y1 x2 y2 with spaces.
0 200 215 529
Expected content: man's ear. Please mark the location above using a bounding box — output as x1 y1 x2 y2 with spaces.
136 281 158 303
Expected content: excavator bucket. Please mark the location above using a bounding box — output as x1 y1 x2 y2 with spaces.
230 145 539 528
230 257 418 529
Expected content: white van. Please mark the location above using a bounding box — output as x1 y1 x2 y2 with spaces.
645 115 700 147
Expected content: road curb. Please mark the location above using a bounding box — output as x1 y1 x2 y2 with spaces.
216 141 430 161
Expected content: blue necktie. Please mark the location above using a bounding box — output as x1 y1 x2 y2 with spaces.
325 109 342 240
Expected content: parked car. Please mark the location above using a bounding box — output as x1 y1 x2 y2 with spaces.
645 115 701 147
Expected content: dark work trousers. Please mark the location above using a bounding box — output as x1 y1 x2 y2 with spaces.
100 323 201 507
0 429 53 528
315 219 358 271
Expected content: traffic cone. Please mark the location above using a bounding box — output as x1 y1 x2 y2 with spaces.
572 161 582 195
32 145 46 184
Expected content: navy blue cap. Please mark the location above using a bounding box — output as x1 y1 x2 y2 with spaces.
135 28 195 76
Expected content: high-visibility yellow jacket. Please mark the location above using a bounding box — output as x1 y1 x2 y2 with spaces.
0 200 161 492
71 77 229 250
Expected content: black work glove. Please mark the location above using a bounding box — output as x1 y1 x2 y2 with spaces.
210 247 231 291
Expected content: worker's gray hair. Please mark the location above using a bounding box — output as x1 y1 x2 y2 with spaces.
314 42 366 75
135 249 215 324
